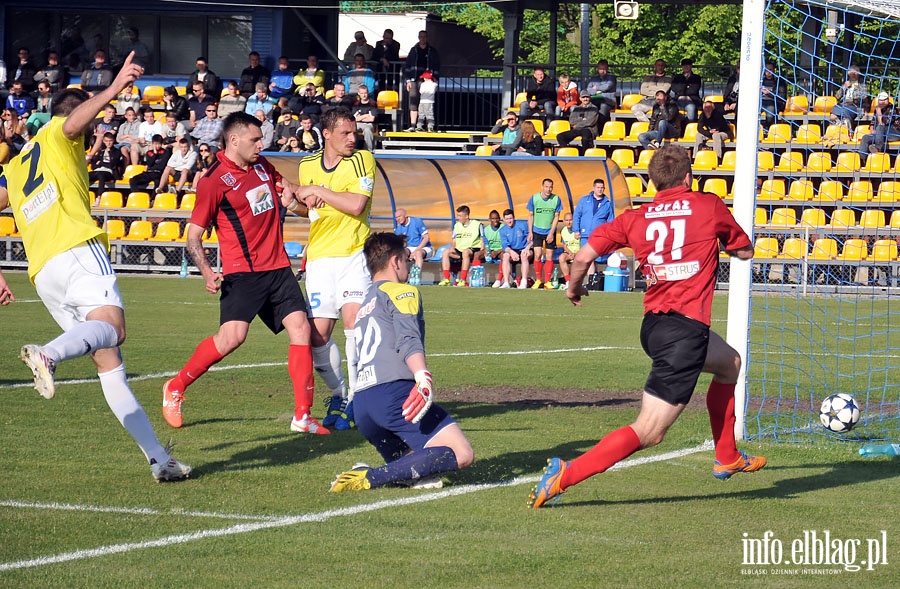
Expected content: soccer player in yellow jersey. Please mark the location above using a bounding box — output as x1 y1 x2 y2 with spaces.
557 212 581 289
0 52 191 482
290 107 376 429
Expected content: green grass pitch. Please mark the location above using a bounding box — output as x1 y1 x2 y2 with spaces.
0 272 898 587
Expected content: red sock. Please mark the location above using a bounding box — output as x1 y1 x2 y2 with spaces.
289 344 315 419
498 268 504 281
561 426 641 489
442 269 451 280
544 263 554 283
534 260 543 281
300 258 307 271
707 380 741 464
472 259 482 267
173 336 225 393
564 274 570 282
460 269 468 282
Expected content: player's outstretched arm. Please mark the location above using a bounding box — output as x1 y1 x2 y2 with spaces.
63 51 144 141
725 244 755 259
566 244 598 306
185 222 222 294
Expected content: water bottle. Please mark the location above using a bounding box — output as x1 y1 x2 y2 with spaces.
859 443 900 457
180 253 188 278
409 264 421 286
550 267 559 288
477 266 485 287
469 266 479 287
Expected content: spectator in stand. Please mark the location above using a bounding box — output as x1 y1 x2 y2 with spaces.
87 103 119 158
291 82 325 124
491 110 523 156
240 51 270 96
119 28 151 72
373 28 401 91
417 71 437 132
322 82 353 115
1 107 27 158
60 26 89 72
129 134 170 192
557 212 580 289
404 30 440 132
188 57 221 97
394 208 432 268
556 91 600 151
33 50 65 93
0 59 7 105
269 56 295 100
115 106 142 164
26 80 53 136
161 112 188 146
671 58 703 123
273 107 299 150
344 54 377 98
5 81 34 118
218 80 246 118
280 135 303 153
694 98 733 160
162 85 190 127
343 31 375 64
193 143 216 184
499 208 533 289
352 85 379 151
13 48 37 94
191 103 224 153
0 121 13 165
572 178 614 274
631 59 672 123
860 92 900 156
830 65 866 129
723 63 740 122
88 132 125 193
245 82 276 117
115 83 141 117
131 107 164 163
296 114 323 152
638 90 681 150
254 109 275 150
555 72 579 120
586 59 617 124
760 61 785 131
512 120 544 156
520 67 556 123
81 50 113 97
156 137 198 197
293 55 326 96
187 81 216 129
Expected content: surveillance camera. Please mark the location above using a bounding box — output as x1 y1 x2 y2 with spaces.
825 27 838 43
614 1 639 20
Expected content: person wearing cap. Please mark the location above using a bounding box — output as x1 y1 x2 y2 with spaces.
416 71 438 132
555 91 600 151
694 98 733 160
860 92 900 156
404 30 440 132
671 58 703 122
273 106 300 149
343 31 374 64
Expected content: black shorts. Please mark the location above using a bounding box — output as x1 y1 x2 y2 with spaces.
639 312 710 405
532 232 556 249
219 267 308 334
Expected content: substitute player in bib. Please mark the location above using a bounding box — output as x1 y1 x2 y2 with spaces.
557 212 580 289
291 107 376 430
529 145 765 508
526 178 563 290
162 111 328 435
437 205 484 287
330 232 474 491
0 52 190 482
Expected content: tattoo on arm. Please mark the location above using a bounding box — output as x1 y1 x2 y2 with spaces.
186 237 210 272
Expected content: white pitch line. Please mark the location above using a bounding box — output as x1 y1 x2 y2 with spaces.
0 500 279 521
0 441 712 572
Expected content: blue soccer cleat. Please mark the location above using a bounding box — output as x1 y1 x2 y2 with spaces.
528 457 568 508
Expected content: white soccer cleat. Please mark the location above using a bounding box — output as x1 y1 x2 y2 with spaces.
290 414 331 435
20 344 56 399
491 279 502 288
151 456 192 482
401 475 444 490
498 282 511 289
517 279 528 289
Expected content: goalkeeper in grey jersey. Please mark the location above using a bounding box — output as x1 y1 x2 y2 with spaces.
330 233 474 492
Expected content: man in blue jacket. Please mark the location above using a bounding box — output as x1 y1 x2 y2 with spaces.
572 178 615 279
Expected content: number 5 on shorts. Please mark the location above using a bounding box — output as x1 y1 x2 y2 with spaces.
308 291 322 309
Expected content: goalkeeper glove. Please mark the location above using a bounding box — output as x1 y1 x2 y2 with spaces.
402 370 433 424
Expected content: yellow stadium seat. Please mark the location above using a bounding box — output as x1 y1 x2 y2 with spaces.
104 219 126 240
759 179 786 200
870 239 899 262
823 123 852 144
845 180 873 202
611 148 635 169
830 208 857 228
584 147 607 158
779 238 808 260
815 180 844 203
180 193 197 210
125 192 151 209
625 121 649 141
599 120 625 141
853 124 872 143
626 176 644 197
141 85 165 105
122 164 147 181
705 95 724 104
555 147 579 157
153 111 165 121
805 152 832 173
771 207 797 226
720 151 737 170
775 151 804 172
702 178 728 198
175 86 187 96
783 95 809 114
755 207 768 225
862 153 892 173
793 123 822 144
787 179 814 201
97 191 123 208
325 89 335 100
644 180 657 197
376 90 399 110
151 221 182 242
891 210 900 229
840 239 869 262
813 95 838 114
526 119 544 136
756 151 775 171
762 123 792 144
633 149 655 169
859 209 886 228
755 237 780 258
875 180 900 203
799 208 826 227
205 227 218 243
692 150 718 170
835 152 861 172
619 93 644 110
152 192 178 210
545 119 570 139
124 220 153 240
0 216 17 236
513 91 528 107
808 238 838 261
680 122 698 143
475 144 493 156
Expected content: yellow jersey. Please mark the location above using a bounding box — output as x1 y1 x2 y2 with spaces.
298 149 375 261
561 226 580 253
453 220 483 251
1 117 106 282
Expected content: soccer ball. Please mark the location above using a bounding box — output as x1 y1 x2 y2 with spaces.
819 393 860 433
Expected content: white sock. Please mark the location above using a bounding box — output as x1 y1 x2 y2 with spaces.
98 363 167 464
344 329 358 396
312 338 346 396
43 320 119 363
